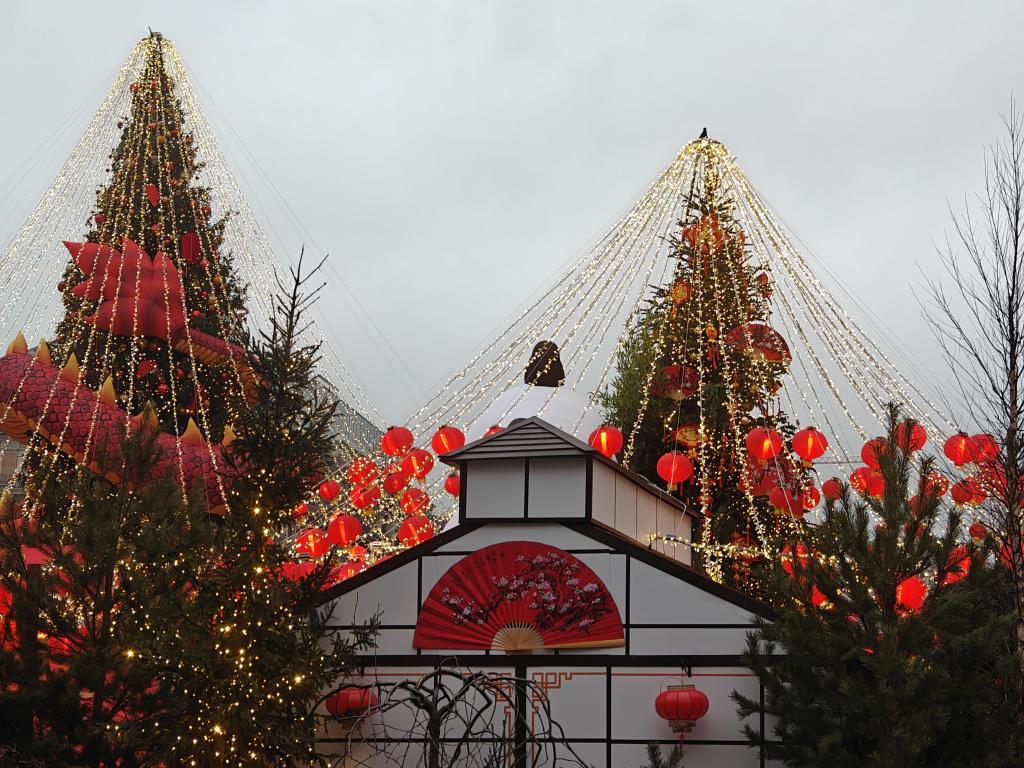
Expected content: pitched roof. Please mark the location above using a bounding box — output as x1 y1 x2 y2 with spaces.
439 416 595 463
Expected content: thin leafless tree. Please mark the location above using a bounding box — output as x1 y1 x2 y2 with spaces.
925 98 1024 662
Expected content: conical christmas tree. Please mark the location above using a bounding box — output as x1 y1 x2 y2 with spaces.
600 137 812 595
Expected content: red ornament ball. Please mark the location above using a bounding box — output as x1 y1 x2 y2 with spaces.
319 479 341 501
381 426 414 457
588 425 624 457
398 515 434 547
431 426 466 455
896 576 926 611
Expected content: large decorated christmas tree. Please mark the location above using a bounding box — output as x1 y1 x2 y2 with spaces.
600 136 814 594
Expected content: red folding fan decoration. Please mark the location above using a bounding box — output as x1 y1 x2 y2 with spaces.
413 541 624 655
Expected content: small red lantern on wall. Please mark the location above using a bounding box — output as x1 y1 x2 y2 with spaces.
655 684 709 739
381 426 415 457
325 686 379 718
431 426 466 455
588 425 623 457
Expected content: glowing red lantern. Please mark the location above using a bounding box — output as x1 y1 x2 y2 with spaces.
382 464 410 495
942 546 971 585
654 684 709 736
865 471 885 498
431 426 465 455
944 433 978 467
792 427 828 463
896 576 926 611
346 458 379 487
950 480 977 506
350 545 368 561
381 426 415 457
325 686 378 717
282 560 317 581
746 427 783 459
657 452 693 490
444 473 461 497
971 433 999 462
969 521 987 542
895 421 927 452
402 448 435 480
327 515 362 546
398 515 434 547
849 467 872 493
781 543 809 575
483 425 503 437
291 502 309 519
822 478 843 500
349 484 381 510
295 528 329 558
810 586 830 608
400 488 430 515
769 486 800 516
923 472 949 498
319 479 341 501
588 425 624 457
861 438 887 470
803 485 821 510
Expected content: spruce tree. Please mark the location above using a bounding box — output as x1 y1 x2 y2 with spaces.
598 137 807 595
734 404 1024 767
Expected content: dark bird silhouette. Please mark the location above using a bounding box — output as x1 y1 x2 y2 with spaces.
699 127 708 139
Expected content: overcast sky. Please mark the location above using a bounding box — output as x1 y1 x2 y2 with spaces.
0 2 1020 423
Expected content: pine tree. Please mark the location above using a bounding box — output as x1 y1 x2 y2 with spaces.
734 404 1024 767
598 138 806 594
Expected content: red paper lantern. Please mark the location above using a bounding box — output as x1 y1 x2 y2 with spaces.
319 479 341 501
769 486 800 516
803 485 821 510
484 425 503 437
822 478 843 500
861 438 887 470
849 467 872 493
444 473 461 497
746 427 783 459
865 471 885 498
402 448 435 479
950 480 977 506
781 542 809 575
792 427 828 462
350 545 368 561
657 452 693 488
942 545 971 585
346 458 379 487
398 515 434 547
654 684 709 736
325 687 378 717
400 488 430 515
810 586 830 608
431 426 466 455
588 425 624 457
969 521 987 542
944 433 978 466
896 576 926 611
971 433 999 462
349 484 381 510
381 426 415 457
923 472 949 498
895 421 927 452
295 528 329 558
382 465 411 495
327 515 362 546
291 502 309 519
282 560 317 581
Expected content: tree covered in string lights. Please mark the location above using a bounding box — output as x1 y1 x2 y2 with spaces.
598 136 808 594
735 405 1024 766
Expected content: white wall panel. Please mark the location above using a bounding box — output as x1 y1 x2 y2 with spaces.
630 560 757 625
636 490 657 549
328 562 419 626
530 668 606 739
630 626 751 657
464 459 525 519
592 462 616 528
527 458 587 518
614 474 637 539
435 523 599 553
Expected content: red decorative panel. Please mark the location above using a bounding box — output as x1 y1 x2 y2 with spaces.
413 541 624 653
